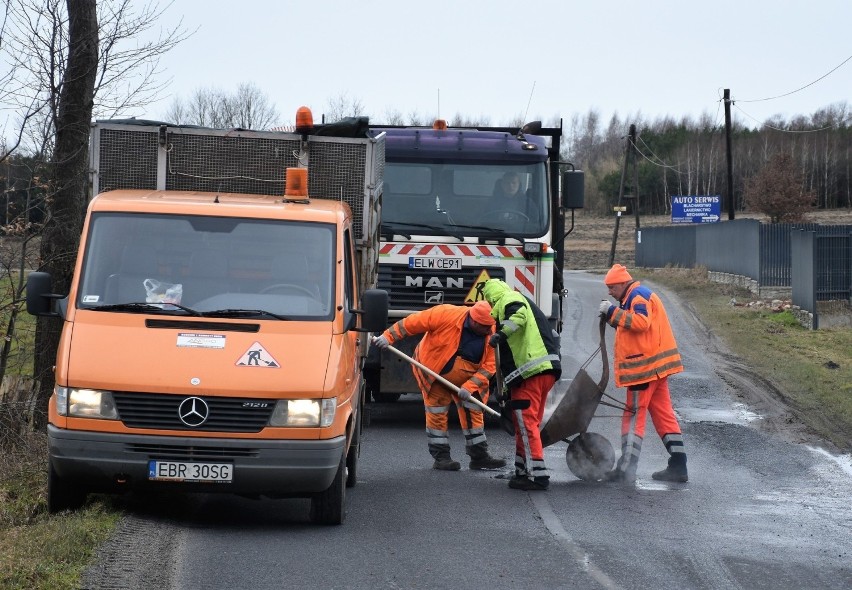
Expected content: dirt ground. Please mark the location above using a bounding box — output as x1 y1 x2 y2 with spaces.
564 208 852 271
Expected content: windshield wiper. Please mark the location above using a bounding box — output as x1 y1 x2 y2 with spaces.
448 224 524 242
91 302 202 316
381 221 463 241
201 309 291 321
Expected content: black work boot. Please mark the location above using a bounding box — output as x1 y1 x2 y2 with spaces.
467 442 507 470
429 443 461 471
433 457 461 471
508 475 549 491
652 454 688 482
602 455 638 484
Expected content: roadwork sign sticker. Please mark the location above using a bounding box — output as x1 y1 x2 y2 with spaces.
236 342 280 368
465 269 492 303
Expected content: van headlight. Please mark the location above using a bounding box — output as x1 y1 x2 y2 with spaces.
269 398 336 427
55 386 119 419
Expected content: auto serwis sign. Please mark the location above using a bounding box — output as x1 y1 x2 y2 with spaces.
671 195 721 223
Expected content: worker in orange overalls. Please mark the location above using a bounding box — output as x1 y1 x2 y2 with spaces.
599 264 689 483
373 301 506 471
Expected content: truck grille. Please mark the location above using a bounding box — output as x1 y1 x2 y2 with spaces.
113 392 274 433
126 443 258 460
377 264 505 309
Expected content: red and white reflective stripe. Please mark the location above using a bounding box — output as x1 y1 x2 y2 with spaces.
379 243 525 257
515 265 536 299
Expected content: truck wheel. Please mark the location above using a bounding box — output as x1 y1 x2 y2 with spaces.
48 462 86 514
365 368 401 402
310 452 346 525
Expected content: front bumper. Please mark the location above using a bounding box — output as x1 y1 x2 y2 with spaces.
48 425 345 497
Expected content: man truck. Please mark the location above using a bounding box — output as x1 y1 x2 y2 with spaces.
365 120 584 402
26 112 387 524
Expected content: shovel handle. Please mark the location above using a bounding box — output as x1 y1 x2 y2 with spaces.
379 340 500 417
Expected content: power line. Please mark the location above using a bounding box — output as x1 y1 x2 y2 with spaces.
733 104 836 133
736 53 852 103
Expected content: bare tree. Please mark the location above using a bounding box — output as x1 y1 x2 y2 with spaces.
164 83 279 129
323 92 364 123
0 0 187 428
744 152 814 223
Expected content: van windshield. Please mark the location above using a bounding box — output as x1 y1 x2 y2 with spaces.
381 162 549 238
78 213 336 320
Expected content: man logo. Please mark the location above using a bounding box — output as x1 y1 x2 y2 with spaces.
405 276 464 289
178 397 209 427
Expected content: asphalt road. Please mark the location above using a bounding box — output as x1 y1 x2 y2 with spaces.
82 271 852 590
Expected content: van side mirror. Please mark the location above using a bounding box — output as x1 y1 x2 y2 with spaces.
562 169 585 210
26 271 65 318
354 289 389 332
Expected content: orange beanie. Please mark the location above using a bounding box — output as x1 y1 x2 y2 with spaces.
604 263 633 285
468 300 495 326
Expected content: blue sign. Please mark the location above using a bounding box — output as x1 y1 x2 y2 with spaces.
671 195 721 223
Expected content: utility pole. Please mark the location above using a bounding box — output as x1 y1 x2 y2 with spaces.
724 89 735 220
608 124 637 266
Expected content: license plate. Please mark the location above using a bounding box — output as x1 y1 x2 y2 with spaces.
408 256 462 270
148 460 233 483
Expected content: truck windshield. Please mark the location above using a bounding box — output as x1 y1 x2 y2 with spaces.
381 162 549 238
77 213 336 320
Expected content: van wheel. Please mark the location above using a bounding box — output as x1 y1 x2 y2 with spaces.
310 452 346 525
345 403 362 488
48 462 86 514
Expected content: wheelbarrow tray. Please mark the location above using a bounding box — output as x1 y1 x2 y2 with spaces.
540 367 603 447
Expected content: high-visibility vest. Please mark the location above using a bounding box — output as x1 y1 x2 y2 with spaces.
608 282 683 388
383 305 495 396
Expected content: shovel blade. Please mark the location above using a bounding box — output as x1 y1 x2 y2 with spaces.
540 368 603 447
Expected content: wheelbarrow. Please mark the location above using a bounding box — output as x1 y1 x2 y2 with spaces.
537 317 631 481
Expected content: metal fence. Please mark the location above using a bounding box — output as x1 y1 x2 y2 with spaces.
636 220 852 326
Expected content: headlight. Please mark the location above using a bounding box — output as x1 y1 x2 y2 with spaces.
55 386 119 420
269 398 337 427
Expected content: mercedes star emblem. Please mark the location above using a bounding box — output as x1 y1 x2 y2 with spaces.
178 396 209 427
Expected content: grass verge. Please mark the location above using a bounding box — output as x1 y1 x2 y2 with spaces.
0 434 120 590
638 267 852 451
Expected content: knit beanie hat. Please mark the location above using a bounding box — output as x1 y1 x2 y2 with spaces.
604 264 633 285
468 300 495 326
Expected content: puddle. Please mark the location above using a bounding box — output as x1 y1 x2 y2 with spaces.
677 399 763 425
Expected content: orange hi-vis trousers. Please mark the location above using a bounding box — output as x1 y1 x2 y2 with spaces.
510 372 556 478
423 356 489 454
618 376 685 468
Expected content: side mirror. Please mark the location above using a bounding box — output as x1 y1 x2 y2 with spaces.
357 289 389 332
562 169 585 210
26 271 64 317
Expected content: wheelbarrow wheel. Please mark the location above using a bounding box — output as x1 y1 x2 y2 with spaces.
566 432 615 481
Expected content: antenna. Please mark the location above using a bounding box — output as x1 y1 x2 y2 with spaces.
523 81 536 123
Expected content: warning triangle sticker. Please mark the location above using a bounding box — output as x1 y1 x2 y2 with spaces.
464 269 492 304
236 342 280 368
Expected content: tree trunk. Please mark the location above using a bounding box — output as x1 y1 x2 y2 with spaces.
33 0 98 430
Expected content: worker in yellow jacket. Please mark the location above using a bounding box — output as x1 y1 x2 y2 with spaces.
374 301 506 471
599 264 688 483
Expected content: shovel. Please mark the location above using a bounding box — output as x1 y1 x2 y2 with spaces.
377 339 500 417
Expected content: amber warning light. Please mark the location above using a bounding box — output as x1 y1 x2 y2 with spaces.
295 106 314 134
285 168 308 199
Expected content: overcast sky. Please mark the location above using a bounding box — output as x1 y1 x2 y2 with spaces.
141 0 850 129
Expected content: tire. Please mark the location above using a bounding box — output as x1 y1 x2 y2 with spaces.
345 394 363 488
310 452 346 525
47 461 86 514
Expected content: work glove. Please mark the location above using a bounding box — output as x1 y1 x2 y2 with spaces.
599 300 612 317
457 388 473 401
373 334 390 349
488 332 506 348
